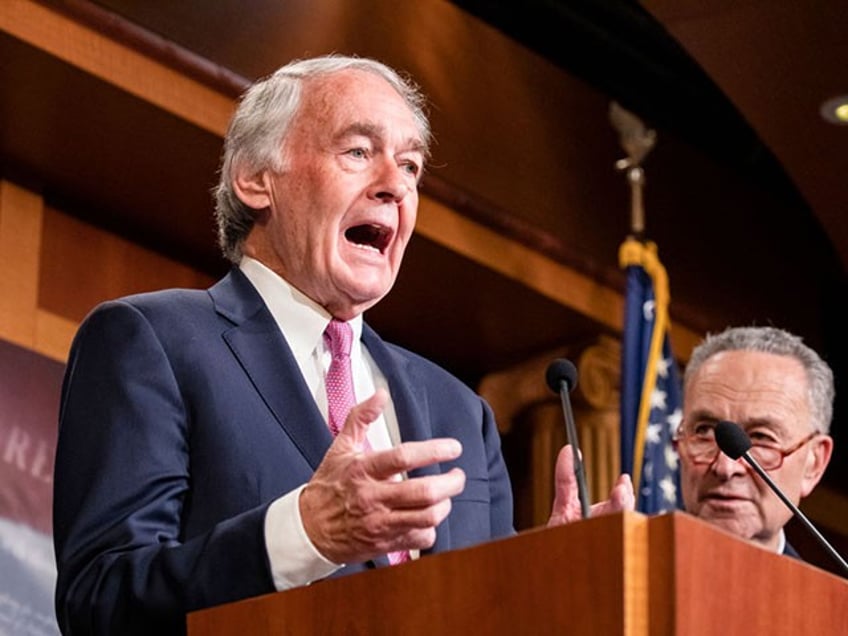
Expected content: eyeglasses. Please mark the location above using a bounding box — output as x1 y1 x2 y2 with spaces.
672 425 818 471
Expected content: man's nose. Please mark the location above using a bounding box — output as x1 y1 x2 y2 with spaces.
710 448 747 478
370 160 411 203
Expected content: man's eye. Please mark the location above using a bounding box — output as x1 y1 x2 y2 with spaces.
749 431 778 445
401 161 420 176
347 148 368 159
693 423 716 437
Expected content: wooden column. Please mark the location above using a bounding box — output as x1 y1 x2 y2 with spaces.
479 336 621 528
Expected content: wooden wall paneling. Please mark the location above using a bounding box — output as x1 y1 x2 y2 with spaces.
0 0 703 359
0 0 235 136
419 197 622 333
33 309 79 364
0 180 43 350
34 204 216 362
0 179 216 362
416 198 701 361
38 206 215 325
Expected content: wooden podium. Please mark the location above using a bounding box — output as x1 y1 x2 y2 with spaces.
187 512 847 635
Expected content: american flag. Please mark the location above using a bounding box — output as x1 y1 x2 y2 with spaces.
619 238 683 514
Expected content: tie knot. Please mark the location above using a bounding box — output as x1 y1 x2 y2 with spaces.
324 319 353 359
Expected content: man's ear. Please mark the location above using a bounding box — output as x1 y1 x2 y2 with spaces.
232 167 272 211
800 434 833 498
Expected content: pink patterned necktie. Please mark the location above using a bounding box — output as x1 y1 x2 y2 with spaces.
323 319 356 437
322 319 409 565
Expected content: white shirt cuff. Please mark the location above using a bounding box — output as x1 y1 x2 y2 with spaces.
264 485 343 590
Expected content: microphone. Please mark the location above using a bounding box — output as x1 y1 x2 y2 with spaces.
715 420 848 575
546 359 591 519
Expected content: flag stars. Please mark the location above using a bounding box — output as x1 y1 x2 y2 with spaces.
666 408 682 433
655 356 671 378
650 387 667 411
646 423 662 445
643 460 654 482
664 444 679 471
660 476 677 504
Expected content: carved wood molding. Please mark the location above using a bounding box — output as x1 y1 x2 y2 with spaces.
479 336 623 527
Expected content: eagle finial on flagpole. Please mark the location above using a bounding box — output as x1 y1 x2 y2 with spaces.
610 102 656 239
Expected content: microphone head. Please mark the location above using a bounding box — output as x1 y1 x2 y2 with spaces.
545 359 578 393
715 420 752 459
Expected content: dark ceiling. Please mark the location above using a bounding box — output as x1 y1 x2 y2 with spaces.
1 1 846 492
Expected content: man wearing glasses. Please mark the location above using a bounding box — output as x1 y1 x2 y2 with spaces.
673 326 834 557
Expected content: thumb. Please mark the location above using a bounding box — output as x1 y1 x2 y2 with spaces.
549 445 581 524
335 387 388 452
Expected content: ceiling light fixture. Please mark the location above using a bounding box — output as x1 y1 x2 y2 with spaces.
820 95 848 125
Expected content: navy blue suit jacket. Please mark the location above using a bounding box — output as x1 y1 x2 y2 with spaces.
53 268 514 635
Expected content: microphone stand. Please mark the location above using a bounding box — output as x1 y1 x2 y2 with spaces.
555 378 591 519
741 452 848 576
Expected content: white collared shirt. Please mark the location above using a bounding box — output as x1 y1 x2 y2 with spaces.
239 257 401 589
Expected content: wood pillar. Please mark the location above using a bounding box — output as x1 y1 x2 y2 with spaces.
479 336 621 529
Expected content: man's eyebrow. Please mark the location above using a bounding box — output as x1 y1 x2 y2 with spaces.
687 409 787 434
335 122 382 143
742 417 788 436
685 408 721 424
335 123 426 155
403 139 428 157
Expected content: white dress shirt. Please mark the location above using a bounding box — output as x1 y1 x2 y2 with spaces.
776 529 787 555
238 257 402 590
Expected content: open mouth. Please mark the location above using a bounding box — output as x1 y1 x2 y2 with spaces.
344 223 393 254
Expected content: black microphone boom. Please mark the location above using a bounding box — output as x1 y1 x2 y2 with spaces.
715 420 848 575
546 359 591 519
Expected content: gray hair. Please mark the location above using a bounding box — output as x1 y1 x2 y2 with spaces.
684 326 835 434
213 55 432 263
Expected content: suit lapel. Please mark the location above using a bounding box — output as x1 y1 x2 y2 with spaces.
210 269 332 471
362 324 432 455
362 323 453 556
208 273 453 558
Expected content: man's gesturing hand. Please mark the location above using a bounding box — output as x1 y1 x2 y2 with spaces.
547 444 635 526
299 388 466 564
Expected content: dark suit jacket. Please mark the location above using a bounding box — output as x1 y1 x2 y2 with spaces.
53 268 514 635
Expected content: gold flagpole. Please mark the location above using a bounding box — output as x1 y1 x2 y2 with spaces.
610 102 666 494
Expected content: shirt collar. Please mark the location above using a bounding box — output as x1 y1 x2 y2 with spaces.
776 528 787 554
238 256 363 363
